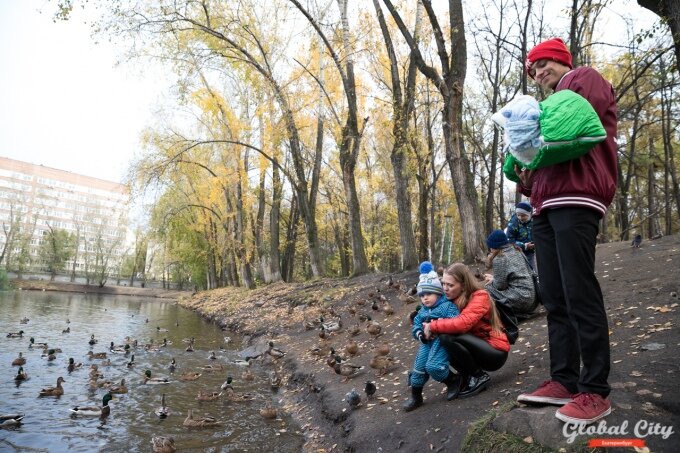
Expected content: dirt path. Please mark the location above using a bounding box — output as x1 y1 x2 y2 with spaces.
178 235 679 452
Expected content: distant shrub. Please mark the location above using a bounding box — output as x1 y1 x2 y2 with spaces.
0 268 11 290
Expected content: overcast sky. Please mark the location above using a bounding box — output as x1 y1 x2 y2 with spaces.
0 0 166 184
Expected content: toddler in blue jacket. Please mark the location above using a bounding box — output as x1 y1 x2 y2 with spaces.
404 262 461 411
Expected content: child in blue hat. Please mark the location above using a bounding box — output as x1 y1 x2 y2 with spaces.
506 201 535 270
404 262 461 411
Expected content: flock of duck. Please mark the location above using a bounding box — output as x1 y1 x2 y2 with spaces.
3 319 288 452
301 279 419 409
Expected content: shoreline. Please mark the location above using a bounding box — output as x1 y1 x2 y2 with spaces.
10 279 188 299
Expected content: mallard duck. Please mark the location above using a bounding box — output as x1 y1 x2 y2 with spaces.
28 337 47 348
88 334 97 345
156 326 169 333
196 391 222 402
109 379 128 394
269 370 282 392
19 317 29 324
179 372 202 381
309 343 333 357
144 370 170 385
242 367 255 381
228 358 251 366
87 351 107 360
109 342 130 354
185 343 194 352
348 323 361 337
345 340 359 356
207 351 217 360
155 393 170 418
303 317 321 330
39 377 65 396
375 343 390 356
183 409 220 428
382 302 394 316
161 338 172 347
398 291 418 304
89 364 104 379
71 392 113 417
322 319 342 333
151 436 176 453
267 341 286 359
220 375 234 391
168 358 177 372
220 376 256 401
67 358 82 372
200 364 223 373
0 413 24 427
318 326 330 340
7 330 24 338
259 406 277 419
126 355 135 368
62 327 70 334
366 320 382 336
12 352 26 366
333 361 364 381
14 367 28 381
369 355 397 376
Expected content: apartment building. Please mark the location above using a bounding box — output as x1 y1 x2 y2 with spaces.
0 156 129 276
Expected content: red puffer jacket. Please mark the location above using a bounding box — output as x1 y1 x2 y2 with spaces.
429 290 510 352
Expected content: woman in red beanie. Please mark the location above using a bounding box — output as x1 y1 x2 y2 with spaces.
515 37 617 425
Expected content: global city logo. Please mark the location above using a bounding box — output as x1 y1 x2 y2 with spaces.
563 419 674 447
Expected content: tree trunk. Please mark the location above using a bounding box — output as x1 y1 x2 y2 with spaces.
647 137 659 238
282 195 299 282
269 158 283 282
373 0 419 270
383 0 485 263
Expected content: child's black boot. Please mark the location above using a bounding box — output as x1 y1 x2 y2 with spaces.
403 386 424 412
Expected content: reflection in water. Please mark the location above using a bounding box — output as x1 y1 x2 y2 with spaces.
0 291 304 452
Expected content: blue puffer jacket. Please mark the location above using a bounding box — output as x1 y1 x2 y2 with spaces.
412 296 459 340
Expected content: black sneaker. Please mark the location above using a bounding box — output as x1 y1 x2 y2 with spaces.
458 372 490 398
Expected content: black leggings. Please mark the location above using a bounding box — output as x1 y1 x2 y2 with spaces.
439 334 508 375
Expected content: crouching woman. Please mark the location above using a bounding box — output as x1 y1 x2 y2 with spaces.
423 263 510 398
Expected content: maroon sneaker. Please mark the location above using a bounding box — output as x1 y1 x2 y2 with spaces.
555 392 611 424
517 380 574 406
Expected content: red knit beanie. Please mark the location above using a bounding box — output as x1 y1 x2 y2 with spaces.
525 38 572 78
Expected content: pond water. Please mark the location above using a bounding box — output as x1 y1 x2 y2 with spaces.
0 291 304 452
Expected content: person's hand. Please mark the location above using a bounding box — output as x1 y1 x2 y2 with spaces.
514 165 535 190
423 322 433 340
484 273 494 284
525 241 534 251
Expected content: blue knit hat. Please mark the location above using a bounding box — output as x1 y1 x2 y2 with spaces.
487 229 509 249
516 201 533 217
416 261 444 296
